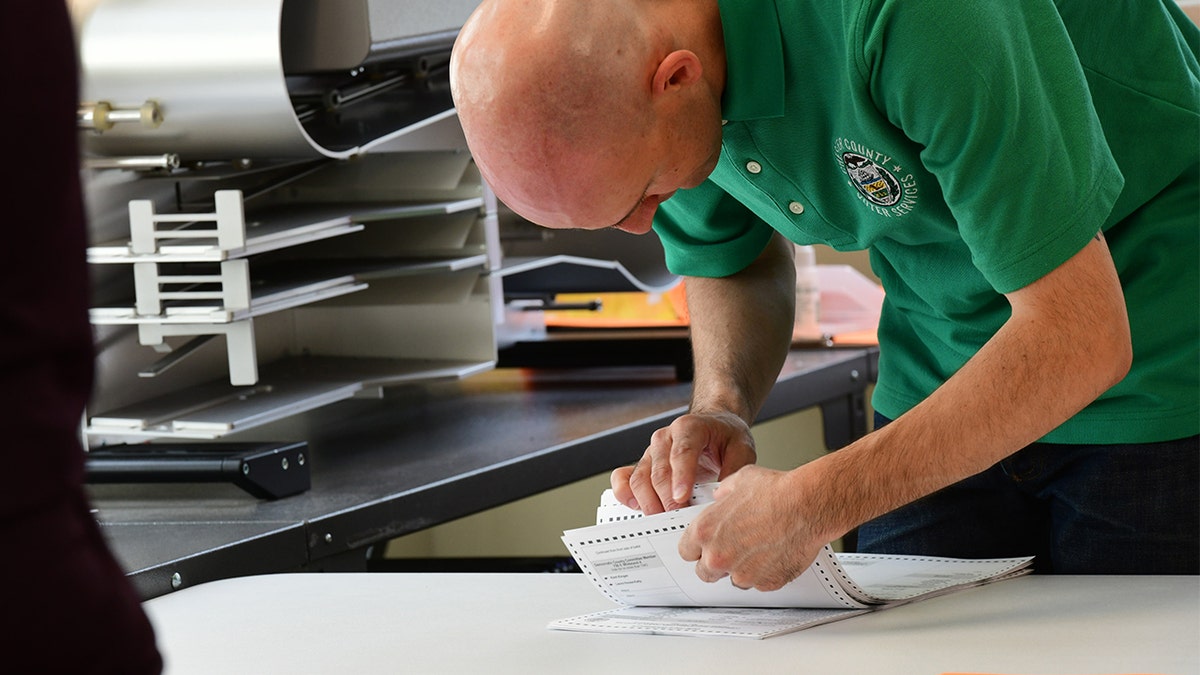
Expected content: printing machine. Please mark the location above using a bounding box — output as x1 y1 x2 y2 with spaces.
75 0 680 492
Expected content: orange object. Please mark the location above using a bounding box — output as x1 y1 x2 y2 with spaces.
543 283 689 329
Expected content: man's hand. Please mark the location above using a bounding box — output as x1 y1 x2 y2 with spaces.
677 464 829 591
611 234 797 515
611 411 756 514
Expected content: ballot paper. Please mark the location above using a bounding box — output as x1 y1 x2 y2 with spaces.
550 484 1032 639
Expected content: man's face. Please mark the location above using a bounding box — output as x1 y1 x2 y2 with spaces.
593 128 723 235
481 105 724 235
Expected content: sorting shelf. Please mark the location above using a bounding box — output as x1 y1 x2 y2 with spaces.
88 355 494 439
89 273 367 325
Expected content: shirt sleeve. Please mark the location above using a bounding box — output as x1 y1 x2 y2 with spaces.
858 0 1125 294
652 178 777 278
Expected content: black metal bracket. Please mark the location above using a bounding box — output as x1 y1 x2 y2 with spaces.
497 329 694 381
85 441 311 500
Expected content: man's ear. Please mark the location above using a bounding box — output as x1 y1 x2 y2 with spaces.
652 49 703 95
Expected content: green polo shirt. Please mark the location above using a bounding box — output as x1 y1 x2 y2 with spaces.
654 0 1199 443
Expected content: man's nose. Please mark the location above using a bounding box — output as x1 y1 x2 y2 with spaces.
615 218 654 235
614 204 658 235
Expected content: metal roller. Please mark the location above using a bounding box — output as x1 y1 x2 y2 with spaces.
77 0 462 162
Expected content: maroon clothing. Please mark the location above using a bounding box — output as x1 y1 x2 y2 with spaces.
0 1 161 671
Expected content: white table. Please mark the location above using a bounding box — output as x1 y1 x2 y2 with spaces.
143 572 1199 674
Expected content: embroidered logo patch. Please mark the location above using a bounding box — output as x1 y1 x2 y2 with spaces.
842 152 900 206
833 138 918 217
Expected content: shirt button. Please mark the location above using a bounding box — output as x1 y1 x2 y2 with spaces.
746 161 762 174
788 201 805 215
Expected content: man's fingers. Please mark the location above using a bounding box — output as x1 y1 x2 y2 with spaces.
678 526 701 562
610 465 636 509
729 576 752 591
690 547 731 584
624 413 738 515
681 511 730 584
681 540 729 584
648 451 680 509
694 563 727 584
666 423 709 504
627 457 667 514
628 426 684 513
614 460 667 514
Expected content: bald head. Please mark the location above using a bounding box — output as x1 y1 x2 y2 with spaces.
451 0 658 224
451 0 726 232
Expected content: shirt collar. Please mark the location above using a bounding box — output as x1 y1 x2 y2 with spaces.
717 0 786 121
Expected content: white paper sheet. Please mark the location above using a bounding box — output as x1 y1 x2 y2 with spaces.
550 485 1033 638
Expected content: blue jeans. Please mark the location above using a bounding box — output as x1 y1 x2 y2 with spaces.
856 414 1199 574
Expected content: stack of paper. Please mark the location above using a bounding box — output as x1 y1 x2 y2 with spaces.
550 485 1032 639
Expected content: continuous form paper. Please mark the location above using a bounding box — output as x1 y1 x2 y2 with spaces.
550 485 1033 639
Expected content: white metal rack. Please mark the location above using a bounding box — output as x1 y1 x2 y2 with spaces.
85 145 499 443
88 190 370 386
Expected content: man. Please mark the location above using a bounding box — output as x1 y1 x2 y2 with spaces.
1 0 162 670
450 0 1199 587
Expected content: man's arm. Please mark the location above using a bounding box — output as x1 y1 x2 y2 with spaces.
612 232 797 513
679 233 1132 590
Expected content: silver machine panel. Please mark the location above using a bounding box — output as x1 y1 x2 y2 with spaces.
75 0 679 447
